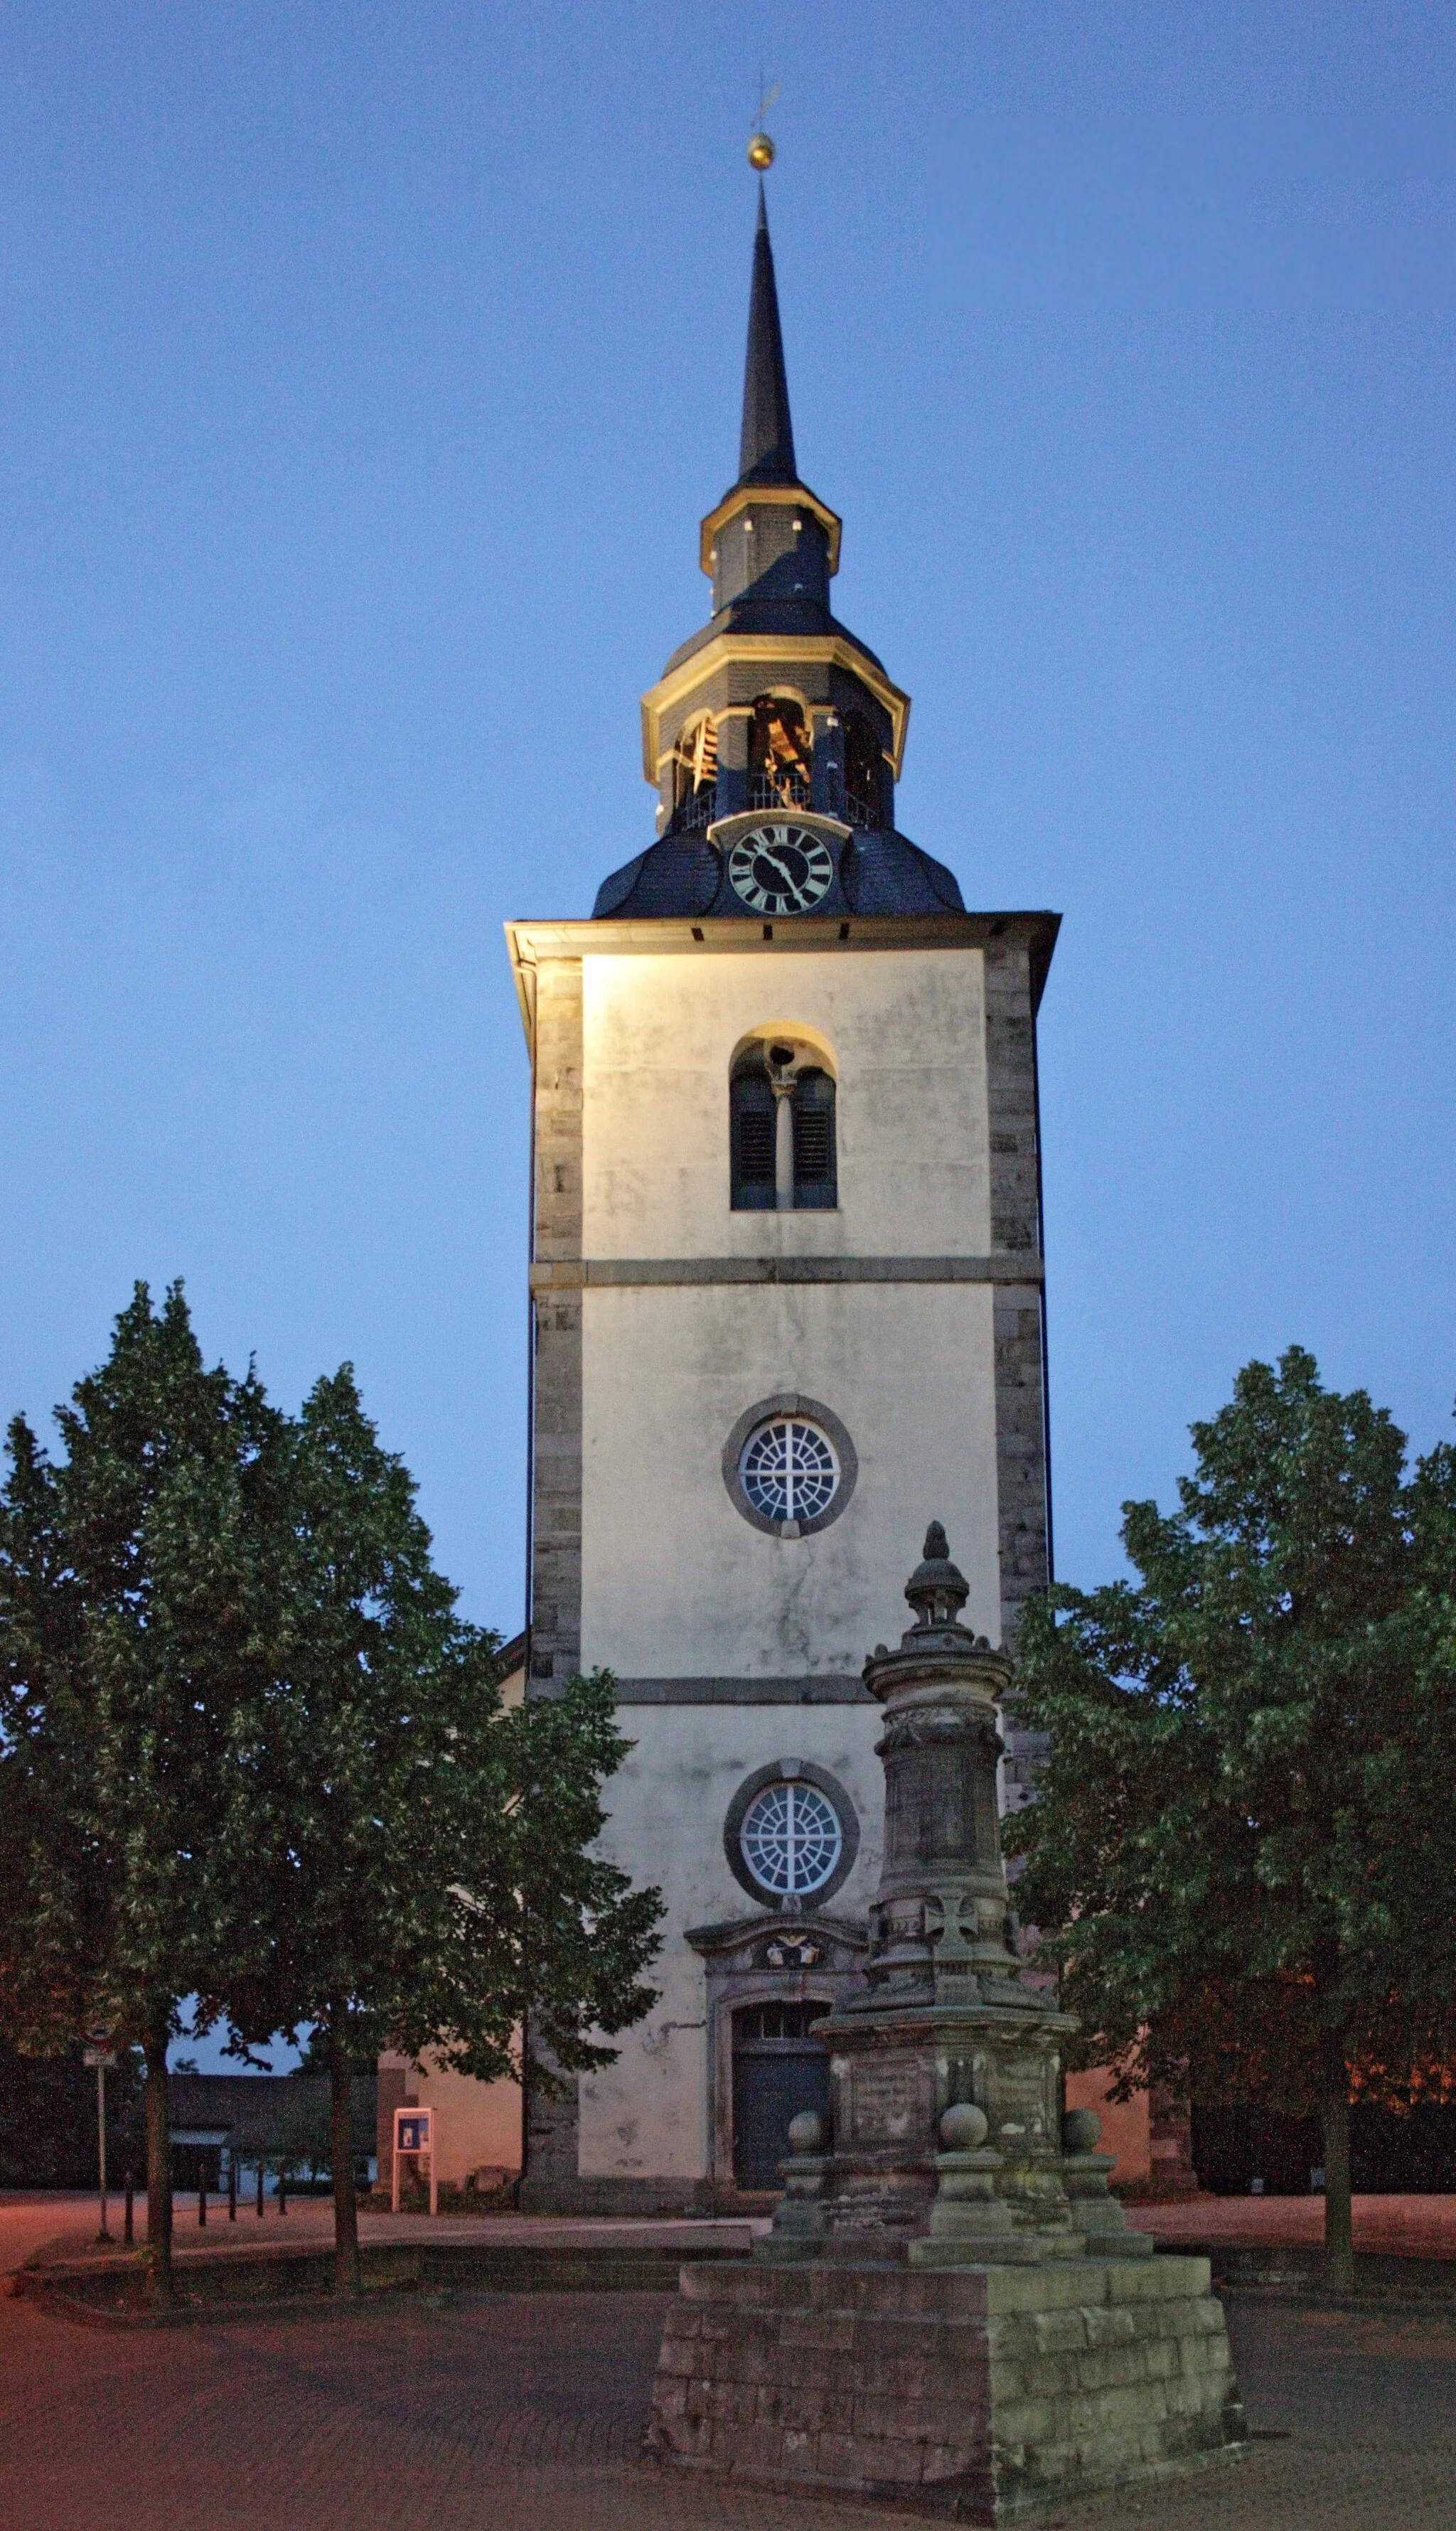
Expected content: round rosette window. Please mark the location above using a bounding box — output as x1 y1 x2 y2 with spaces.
723 1761 860 1909
722 1395 857 1539
740 1417 837 1526
740 1779 842 1898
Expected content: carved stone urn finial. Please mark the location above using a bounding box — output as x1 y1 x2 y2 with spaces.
904 1519 972 1633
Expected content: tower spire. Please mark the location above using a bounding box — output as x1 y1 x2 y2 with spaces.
737 183 797 487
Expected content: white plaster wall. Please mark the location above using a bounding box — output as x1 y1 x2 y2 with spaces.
579 1280 1001 1677
580 948 990 1260
577 1703 885 2181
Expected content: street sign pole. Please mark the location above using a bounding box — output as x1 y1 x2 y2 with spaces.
96 2061 108 2241
83 2045 116 2243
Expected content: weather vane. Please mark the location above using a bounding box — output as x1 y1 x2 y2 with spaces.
748 75 779 171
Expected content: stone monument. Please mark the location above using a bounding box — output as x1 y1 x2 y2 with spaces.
646 1527 1246 2519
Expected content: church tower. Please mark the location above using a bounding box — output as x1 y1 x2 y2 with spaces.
506 193 1058 2211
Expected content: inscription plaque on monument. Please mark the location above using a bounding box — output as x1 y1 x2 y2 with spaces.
985 2053 1056 2144
847 2053 931 2146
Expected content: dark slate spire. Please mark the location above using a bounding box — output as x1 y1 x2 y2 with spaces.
737 184 797 486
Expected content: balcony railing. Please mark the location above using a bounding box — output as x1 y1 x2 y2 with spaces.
671 783 718 835
670 774 882 833
748 773 812 813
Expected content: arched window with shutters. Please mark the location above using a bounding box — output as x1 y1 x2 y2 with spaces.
730 1037 837 1212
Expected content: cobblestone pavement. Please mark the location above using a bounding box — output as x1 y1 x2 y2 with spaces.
0 2284 1452 2530
0 2191 764 2275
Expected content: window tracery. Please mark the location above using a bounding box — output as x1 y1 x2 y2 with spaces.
729 1037 837 1211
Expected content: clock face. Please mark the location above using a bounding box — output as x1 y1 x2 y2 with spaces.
727 824 835 915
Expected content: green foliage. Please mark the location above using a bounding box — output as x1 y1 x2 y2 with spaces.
1005 1347 1456 2114
0 1282 284 2060
0 2037 144 2188
299 2013 375 2076
212 1364 663 2088
263 2081 334 2183
1 1289 663 2299
494 1669 668 2089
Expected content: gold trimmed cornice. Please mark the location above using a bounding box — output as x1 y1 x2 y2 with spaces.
698 481 842 578
640 633 911 784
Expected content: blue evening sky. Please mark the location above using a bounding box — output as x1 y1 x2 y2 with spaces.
3 9 1453 2072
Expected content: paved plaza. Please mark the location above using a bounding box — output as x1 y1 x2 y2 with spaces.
0 2267 1452 2530
9 2188 1456 2275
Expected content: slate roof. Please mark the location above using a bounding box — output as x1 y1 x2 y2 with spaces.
167 2071 376 2156
739 184 797 486
595 198 963 930
592 827 965 923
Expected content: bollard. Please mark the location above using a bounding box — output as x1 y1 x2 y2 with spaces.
124 2179 134 2247
256 2162 264 2218
278 2168 287 2217
228 2155 237 2221
198 2180 207 2227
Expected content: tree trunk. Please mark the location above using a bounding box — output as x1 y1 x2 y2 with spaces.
329 1998 360 2298
143 2023 173 2308
1320 2028 1354 2294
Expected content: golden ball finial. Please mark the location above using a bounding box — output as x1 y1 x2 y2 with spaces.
748 130 774 171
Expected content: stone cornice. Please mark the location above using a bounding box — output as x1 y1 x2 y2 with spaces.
504 910 1061 1052
639 631 911 781
697 480 842 579
615 1674 874 1705
529 1255 1044 1291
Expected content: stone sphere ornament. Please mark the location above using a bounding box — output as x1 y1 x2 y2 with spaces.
938 2101 989 2151
748 130 775 171
786 2109 825 2153
1061 2108 1103 2153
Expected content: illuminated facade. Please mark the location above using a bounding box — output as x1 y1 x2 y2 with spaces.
505 196 1058 2209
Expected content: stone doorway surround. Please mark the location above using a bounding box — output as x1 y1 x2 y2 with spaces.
685 1912 868 2197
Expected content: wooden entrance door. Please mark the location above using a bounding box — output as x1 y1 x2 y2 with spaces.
731 2001 830 2189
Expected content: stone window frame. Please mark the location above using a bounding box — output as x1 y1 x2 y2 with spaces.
722 1393 858 1540
715 1974 840 2195
728 1028 839 1216
723 1758 861 1911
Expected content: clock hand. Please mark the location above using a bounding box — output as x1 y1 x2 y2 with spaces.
756 847 801 891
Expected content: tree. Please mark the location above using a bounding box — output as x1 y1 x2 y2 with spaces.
1005 1347 1456 2291
213 1367 663 2296
0 1284 284 2303
0 2035 144 2190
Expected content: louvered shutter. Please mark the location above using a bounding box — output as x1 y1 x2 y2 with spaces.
731 1065 777 1209
791 1069 837 1209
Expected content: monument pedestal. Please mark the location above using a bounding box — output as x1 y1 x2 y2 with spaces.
646 2251 1246 2522
648 1531 1246 2517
